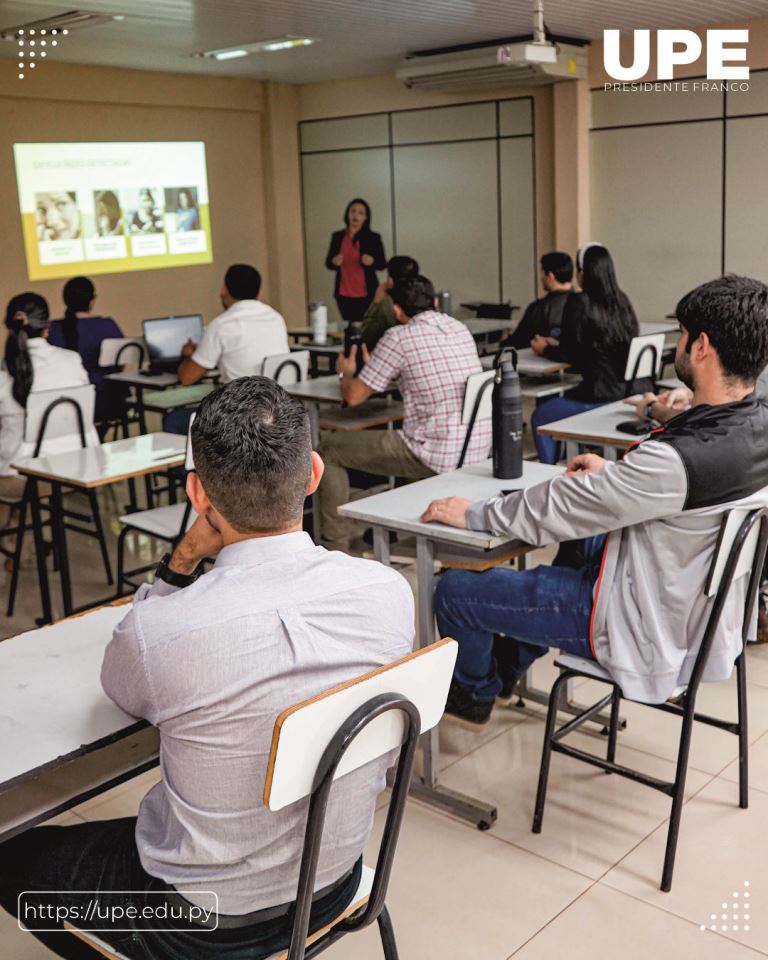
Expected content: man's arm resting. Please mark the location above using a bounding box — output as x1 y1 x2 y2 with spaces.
340 374 374 406
176 357 209 386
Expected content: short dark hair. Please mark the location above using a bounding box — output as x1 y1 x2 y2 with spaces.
387 255 419 281
675 274 768 383
390 275 435 317
540 251 573 284
224 264 262 300
192 377 311 533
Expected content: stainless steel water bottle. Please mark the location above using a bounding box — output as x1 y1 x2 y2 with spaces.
492 351 523 479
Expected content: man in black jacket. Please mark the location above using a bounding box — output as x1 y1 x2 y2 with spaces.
503 251 573 351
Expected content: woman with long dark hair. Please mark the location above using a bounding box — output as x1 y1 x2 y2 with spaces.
48 277 124 423
530 243 643 463
325 198 386 327
0 293 90 495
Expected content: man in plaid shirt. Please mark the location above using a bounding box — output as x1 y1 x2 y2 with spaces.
318 275 491 551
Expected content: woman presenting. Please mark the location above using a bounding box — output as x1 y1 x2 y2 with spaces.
325 198 386 327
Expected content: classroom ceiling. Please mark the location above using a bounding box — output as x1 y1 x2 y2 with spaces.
1 0 768 83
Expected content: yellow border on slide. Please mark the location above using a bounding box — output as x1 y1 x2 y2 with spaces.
22 204 213 280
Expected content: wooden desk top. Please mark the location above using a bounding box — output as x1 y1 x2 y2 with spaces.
284 377 346 405
339 459 562 550
142 383 215 411
0 603 143 792
13 432 186 488
536 399 649 448
105 370 178 389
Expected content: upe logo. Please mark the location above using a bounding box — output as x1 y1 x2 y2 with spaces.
603 29 749 81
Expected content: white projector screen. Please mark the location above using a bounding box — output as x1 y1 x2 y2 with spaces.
14 141 213 280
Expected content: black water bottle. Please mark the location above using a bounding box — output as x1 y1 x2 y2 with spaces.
344 324 365 374
492 351 523 479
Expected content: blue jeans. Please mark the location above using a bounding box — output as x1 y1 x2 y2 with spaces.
163 406 196 437
434 536 605 701
531 396 605 464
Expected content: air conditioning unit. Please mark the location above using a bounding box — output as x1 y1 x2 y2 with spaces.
396 41 587 92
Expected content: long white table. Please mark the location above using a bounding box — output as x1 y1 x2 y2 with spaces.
13 433 186 623
338 460 562 829
536 399 651 461
0 603 159 842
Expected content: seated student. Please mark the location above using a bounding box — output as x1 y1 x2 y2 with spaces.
359 254 419 353
0 293 90 500
318 274 490 552
165 263 290 435
501 251 573 351
530 243 646 464
0 376 414 960
48 276 126 425
419 275 768 728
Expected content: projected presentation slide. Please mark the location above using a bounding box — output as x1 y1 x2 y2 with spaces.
14 141 213 280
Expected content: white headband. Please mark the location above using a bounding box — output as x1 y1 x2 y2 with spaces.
576 242 604 271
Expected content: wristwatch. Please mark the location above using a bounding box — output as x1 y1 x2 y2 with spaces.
155 552 200 588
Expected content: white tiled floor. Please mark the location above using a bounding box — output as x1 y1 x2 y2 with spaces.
2 482 768 957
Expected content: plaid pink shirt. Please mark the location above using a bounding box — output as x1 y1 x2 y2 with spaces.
359 311 492 472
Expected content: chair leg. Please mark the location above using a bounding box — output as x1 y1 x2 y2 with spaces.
376 905 400 960
87 490 114 586
661 697 695 892
532 671 569 833
736 651 749 809
6 497 28 618
606 685 621 768
116 526 129 598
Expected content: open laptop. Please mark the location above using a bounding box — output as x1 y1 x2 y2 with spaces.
142 314 204 374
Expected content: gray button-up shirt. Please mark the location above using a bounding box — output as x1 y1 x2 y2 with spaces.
101 532 414 914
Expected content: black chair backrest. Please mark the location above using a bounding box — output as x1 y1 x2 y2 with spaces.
33 397 87 458
688 508 768 697
286 694 421 960
115 341 147 367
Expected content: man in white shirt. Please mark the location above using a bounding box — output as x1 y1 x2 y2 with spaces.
177 263 289 386
0 376 414 959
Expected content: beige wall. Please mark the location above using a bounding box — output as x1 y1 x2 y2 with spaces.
297 73 556 263
0 61 269 338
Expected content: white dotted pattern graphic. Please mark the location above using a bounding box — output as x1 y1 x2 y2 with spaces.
701 882 753 934
16 26 67 78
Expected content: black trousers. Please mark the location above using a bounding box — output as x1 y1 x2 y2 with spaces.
0 818 361 960
335 295 371 327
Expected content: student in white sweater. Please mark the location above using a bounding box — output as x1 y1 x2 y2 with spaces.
0 292 91 499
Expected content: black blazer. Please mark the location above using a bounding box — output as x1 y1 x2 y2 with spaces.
325 229 387 300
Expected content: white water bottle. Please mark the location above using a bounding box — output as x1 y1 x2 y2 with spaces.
310 301 327 344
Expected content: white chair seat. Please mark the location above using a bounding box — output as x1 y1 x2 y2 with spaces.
65 864 375 960
555 653 687 701
119 503 195 539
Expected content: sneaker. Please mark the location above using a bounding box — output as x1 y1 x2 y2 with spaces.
443 681 494 731
495 674 520 707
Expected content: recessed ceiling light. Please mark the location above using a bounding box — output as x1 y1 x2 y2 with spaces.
197 36 316 60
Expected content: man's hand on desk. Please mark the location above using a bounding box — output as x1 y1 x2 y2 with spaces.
530 335 559 356
421 497 472 528
566 453 608 476
623 387 692 424
169 515 224 576
181 338 197 358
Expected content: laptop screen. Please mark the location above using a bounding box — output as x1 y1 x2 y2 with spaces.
143 315 204 364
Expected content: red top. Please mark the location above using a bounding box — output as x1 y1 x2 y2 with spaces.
339 232 367 298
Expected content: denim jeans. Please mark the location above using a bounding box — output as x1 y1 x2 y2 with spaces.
163 406 196 437
0 818 360 960
530 396 605 464
434 536 606 701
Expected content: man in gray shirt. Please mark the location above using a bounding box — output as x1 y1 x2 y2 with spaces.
0 377 414 960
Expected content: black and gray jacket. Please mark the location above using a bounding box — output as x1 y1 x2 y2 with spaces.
467 398 768 702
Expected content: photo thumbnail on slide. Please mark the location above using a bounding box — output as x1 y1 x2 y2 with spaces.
15 142 212 280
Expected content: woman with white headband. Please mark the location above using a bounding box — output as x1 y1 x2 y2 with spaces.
530 243 644 463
